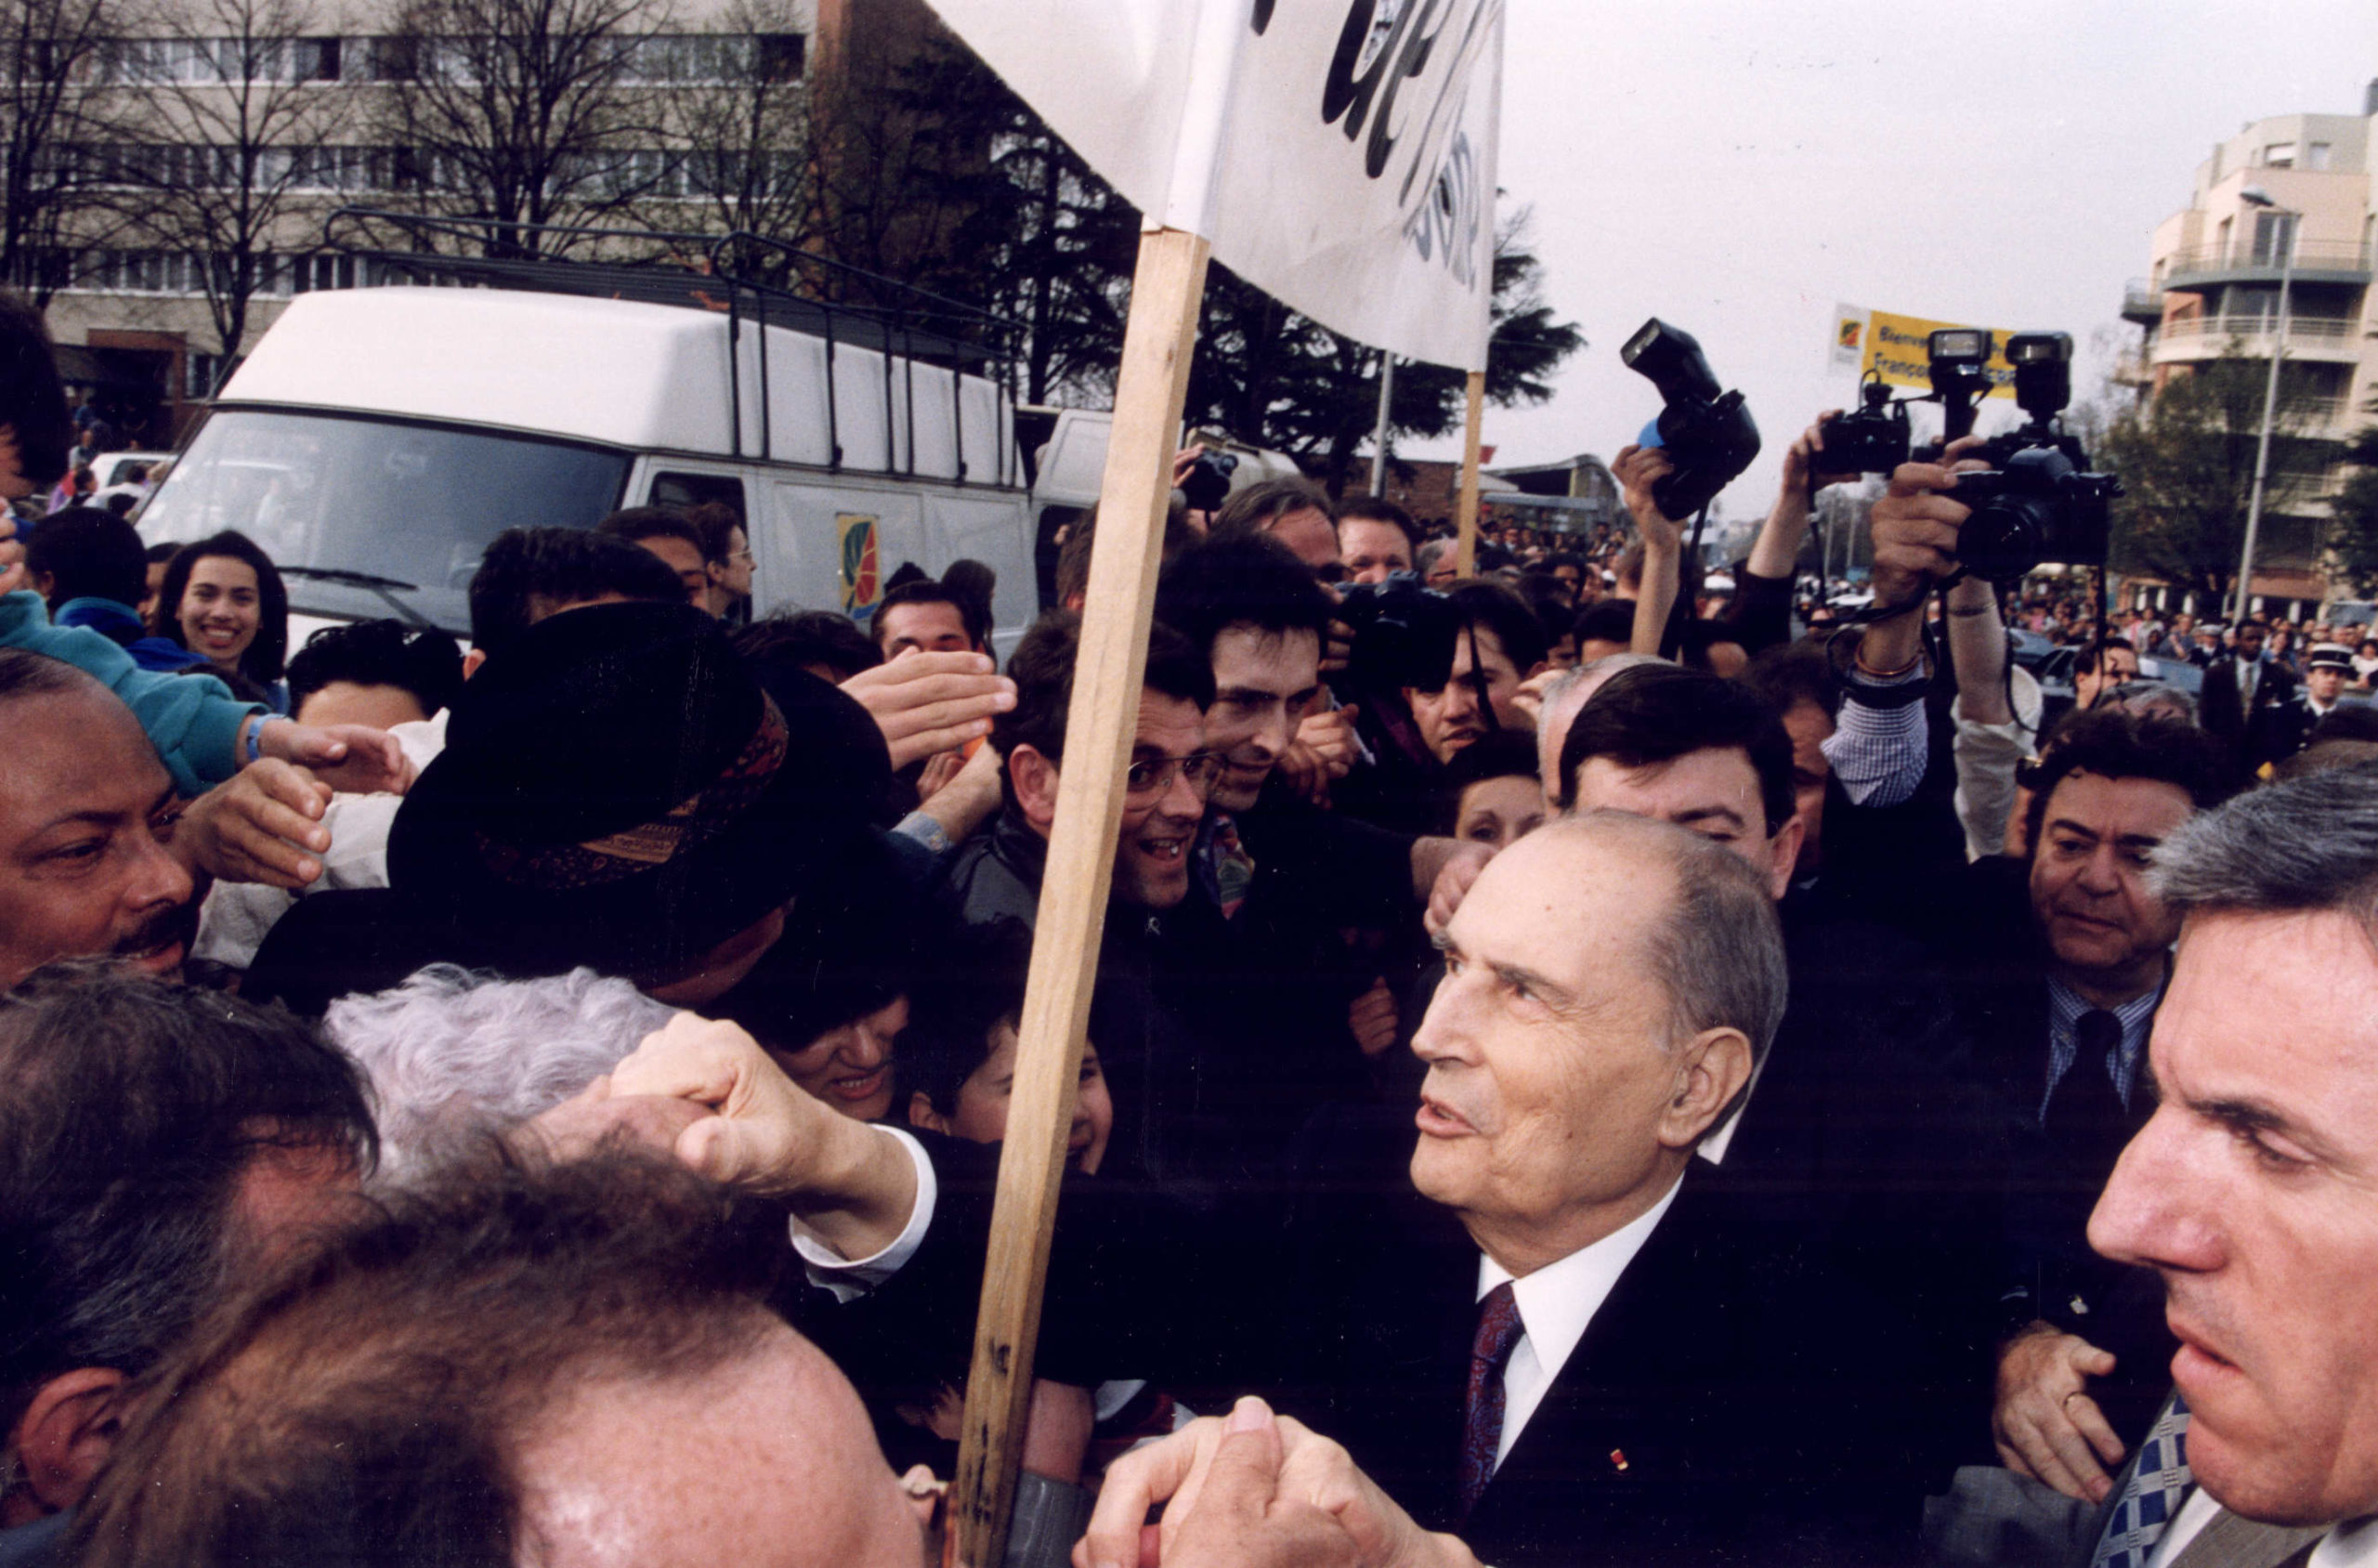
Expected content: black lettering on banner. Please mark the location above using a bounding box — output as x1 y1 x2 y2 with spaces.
1266 0 1504 290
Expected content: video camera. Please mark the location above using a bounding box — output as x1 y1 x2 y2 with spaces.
1622 319 1760 519
1336 570 1462 696
1179 448 1237 514
1939 332 2122 582
1816 374 1912 477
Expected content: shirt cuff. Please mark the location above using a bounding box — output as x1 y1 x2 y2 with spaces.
894 810 953 857
1824 665 1930 808
791 1124 936 1303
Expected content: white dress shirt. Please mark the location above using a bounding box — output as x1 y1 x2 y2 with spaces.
1474 1177 1684 1469
2144 1488 2219 1568
2311 1514 2378 1566
793 1124 937 1301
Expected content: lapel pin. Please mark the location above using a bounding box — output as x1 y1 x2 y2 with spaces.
1610 1449 1629 1472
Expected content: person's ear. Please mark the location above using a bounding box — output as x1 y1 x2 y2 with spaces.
461 647 487 680
8 1366 128 1516
29 570 53 602
908 1091 952 1137
1657 1027 1755 1151
1522 660 1548 683
1764 815 1806 901
1008 745 1061 832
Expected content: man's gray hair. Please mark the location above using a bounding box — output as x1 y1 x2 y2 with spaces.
322 964 677 1180
2150 760 2378 943
1562 810 1789 1067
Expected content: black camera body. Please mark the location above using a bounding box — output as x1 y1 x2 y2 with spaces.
1622 319 1761 519
1953 439 2120 583
1817 378 1912 477
1179 448 1237 514
1336 571 1461 695
1949 333 2122 582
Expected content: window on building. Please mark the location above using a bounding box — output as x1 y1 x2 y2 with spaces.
2262 142 2295 168
2253 211 2294 267
756 33 803 81
2306 141 2332 171
188 353 227 399
363 34 418 82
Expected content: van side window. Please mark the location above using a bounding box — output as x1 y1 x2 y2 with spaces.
648 473 747 523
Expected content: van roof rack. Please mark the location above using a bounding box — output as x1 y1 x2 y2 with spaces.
320 208 1021 477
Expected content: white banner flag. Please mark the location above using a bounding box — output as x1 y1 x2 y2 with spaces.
921 0 1503 372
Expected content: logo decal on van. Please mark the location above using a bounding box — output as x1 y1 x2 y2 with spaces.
838 513 882 618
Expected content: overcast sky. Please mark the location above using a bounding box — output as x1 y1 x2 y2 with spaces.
1411 1 2378 513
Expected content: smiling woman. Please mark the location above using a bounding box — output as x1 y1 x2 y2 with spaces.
152 529 291 711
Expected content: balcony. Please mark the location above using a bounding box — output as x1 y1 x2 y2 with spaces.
2149 311 2368 367
2162 240 2372 290
2121 278 2163 324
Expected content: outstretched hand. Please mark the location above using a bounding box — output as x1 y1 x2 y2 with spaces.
841 649 1017 769
172 759 334 888
1612 444 1682 555
260 721 414 797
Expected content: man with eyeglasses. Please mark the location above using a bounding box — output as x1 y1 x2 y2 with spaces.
935 611 1217 1181
1154 536 1496 1175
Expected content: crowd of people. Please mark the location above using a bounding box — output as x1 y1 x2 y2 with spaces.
5 290 2378 1568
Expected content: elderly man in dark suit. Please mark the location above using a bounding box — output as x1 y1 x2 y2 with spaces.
1087 764 2378 1568
1176 811 1919 1567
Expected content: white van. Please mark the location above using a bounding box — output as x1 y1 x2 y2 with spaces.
139 282 1038 655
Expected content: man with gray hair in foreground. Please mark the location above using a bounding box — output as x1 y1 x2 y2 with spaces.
321 964 677 1179
2077 759 2378 1567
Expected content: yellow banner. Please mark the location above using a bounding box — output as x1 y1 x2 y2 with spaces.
1832 304 2015 398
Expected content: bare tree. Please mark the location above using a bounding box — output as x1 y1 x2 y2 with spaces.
106 0 353 374
649 0 809 260
1 0 113 300
375 0 675 259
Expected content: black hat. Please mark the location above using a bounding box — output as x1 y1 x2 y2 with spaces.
386 601 890 982
709 830 937 1051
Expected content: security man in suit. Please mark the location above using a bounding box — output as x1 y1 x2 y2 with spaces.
2198 620 2303 770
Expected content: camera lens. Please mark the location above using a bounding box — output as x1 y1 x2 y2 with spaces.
1958 495 2056 582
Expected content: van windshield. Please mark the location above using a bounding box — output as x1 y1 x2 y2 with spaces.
141 409 631 634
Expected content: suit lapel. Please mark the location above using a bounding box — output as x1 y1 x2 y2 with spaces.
2165 1508 2327 1568
1461 1180 1727 1547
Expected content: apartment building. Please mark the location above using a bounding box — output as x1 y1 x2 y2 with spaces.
2118 84 2377 617
21 0 929 446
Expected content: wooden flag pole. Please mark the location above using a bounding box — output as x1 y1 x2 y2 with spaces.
1453 368 1486 575
948 223 1212 1568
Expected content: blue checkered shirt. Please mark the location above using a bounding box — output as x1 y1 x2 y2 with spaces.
2040 978 2162 1126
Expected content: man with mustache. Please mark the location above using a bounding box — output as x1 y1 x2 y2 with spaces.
0 650 343 987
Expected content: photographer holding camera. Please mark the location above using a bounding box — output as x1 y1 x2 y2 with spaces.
1839 437 2260 1509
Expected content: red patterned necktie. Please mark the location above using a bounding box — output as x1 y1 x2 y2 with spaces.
1458 1281 1526 1514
